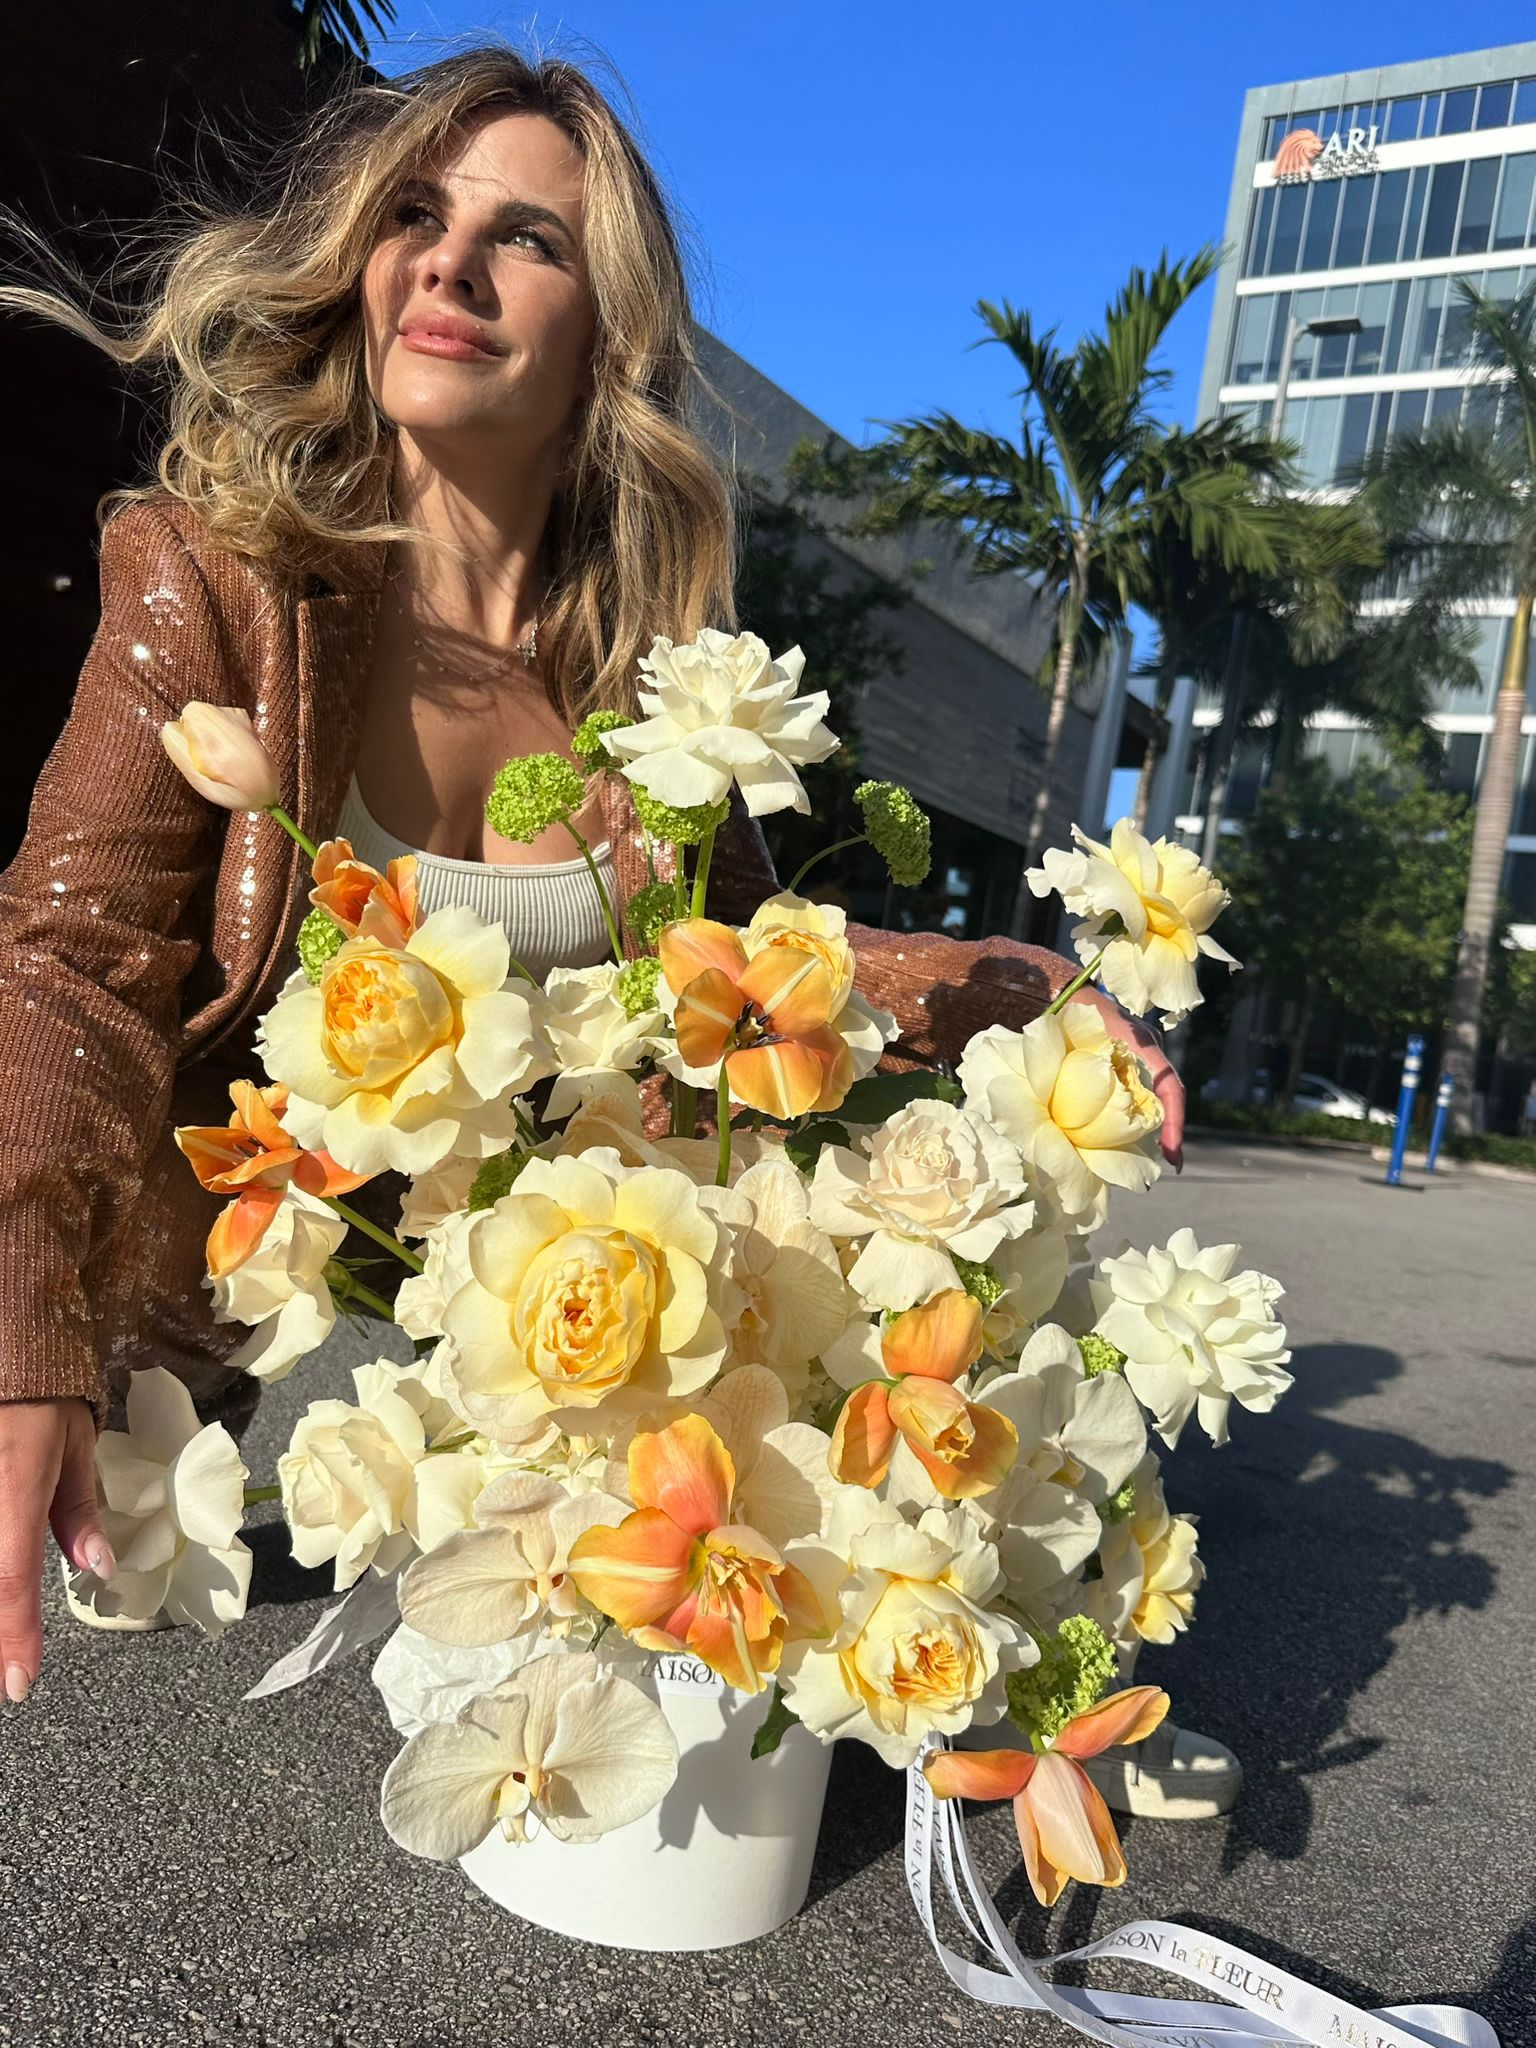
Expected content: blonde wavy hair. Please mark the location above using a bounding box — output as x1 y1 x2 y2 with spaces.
0 46 741 722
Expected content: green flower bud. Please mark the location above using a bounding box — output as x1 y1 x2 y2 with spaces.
1079 1333 1127 1379
468 1148 531 1213
297 906 346 985
1098 1477 1137 1524
572 709 634 772
631 788 730 848
485 754 585 844
616 954 664 1019
1006 1614 1116 1746
950 1254 1004 1311
625 881 676 949
855 780 932 888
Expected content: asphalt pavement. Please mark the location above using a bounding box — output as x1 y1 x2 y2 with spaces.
2 1139 1533 2048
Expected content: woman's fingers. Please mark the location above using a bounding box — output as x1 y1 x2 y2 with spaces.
49 1400 114 1583
1066 988 1185 1171
0 1401 71 1702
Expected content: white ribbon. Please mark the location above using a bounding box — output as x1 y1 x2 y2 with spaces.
905 1756 1499 2048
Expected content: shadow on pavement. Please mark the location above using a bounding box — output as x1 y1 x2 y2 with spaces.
1139 1341 1509 1875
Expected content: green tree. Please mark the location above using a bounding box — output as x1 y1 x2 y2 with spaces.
1363 279 1536 1127
1225 758 1471 1107
293 0 396 71
787 251 1287 931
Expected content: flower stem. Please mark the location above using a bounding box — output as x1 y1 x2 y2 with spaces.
788 834 867 895
243 1483 281 1506
715 1065 733 1186
670 1080 698 1139
562 819 623 964
325 1198 425 1274
690 822 719 920
339 1274 396 1320
1044 949 1107 1016
424 1432 477 1457
266 804 319 862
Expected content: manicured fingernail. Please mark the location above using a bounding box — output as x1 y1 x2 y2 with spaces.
5 1664 31 1704
84 1535 116 1580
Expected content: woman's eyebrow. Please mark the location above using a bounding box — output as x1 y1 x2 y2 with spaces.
398 175 577 251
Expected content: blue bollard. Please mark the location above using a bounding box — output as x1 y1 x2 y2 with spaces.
1385 1034 1425 1186
1425 1073 1454 1174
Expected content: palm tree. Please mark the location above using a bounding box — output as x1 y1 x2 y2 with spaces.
1364 280 1536 1128
787 251 1285 930
294 0 396 71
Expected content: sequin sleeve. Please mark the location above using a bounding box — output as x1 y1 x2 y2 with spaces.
0 501 229 1418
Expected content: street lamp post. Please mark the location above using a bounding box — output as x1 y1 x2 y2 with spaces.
1271 312 1364 440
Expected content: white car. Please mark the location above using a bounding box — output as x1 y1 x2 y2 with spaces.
1290 1073 1396 1126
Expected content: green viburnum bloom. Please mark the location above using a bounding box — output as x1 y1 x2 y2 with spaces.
572 709 633 772
297 906 346 985
1098 1476 1137 1524
624 881 675 949
855 780 932 888
1078 1333 1127 1379
468 1149 533 1213
616 954 664 1020
486 754 585 844
1006 1614 1117 1746
950 1254 1004 1312
630 788 730 848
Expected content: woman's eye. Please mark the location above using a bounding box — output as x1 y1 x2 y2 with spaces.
503 225 558 260
394 202 438 231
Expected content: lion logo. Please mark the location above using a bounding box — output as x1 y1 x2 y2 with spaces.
1274 129 1323 180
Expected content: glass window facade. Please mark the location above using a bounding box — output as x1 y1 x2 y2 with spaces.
1260 76 1536 159
1223 383 1527 485
1225 261 1536 385
1243 149 1536 276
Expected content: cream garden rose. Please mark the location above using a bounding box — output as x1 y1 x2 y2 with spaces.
778 1498 1032 1766
1027 818 1239 1028
601 629 838 816
259 904 552 1178
440 1148 733 1441
540 961 665 1119
810 1098 1032 1310
959 1008 1163 1231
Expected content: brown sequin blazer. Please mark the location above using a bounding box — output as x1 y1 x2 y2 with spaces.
0 494 1080 1422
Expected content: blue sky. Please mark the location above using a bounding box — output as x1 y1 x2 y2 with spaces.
372 4 1536 446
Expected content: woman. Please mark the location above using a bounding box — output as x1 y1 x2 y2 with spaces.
0 48 1182 1708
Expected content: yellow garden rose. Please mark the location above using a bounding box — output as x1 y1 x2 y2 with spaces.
259 904 551 1177
440 1148 733 1442
777 1500 1031 1766
958 1007 1162 1231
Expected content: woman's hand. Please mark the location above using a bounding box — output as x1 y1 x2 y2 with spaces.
1068 987 1185 1171
0 1398 115 1702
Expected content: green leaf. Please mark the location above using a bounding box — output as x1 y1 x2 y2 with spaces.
750 1685 798 1760
835 1070 961 1126
783 1120 850 1173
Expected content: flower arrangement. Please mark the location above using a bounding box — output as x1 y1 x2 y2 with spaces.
109 642 1286 1928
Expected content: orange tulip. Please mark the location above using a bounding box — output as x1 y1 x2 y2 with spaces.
568 1413 824 1693
175 1080 369 1279
310 836 419 949
658 917 852 1120
829 1290 1018 1499
922 1686 1169 1906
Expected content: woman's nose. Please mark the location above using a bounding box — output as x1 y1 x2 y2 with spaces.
417 230 486 299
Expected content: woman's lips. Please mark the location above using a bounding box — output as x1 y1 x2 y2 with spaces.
398 330 500 361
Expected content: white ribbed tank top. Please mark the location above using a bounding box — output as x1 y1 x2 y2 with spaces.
335 775 618 983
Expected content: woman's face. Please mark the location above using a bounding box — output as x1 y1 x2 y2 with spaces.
362 110 597 454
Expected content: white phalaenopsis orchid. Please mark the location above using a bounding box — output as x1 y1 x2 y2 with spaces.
68 1367 252 1636
1092 1228 1293 1447
379 1651 678 1857
601 628 838 816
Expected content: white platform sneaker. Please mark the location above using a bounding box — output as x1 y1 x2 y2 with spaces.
59 1556 173 1633
1079 1718 1242 1820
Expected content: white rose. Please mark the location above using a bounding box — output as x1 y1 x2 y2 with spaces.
539 962 666 1119
208 1187 347 1383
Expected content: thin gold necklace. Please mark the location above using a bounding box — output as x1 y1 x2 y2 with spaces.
389 570 539 679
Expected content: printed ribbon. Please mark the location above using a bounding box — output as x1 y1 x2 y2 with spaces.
905 1752 1499 2048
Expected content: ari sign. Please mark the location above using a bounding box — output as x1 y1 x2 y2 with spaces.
1273 125 1381 183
